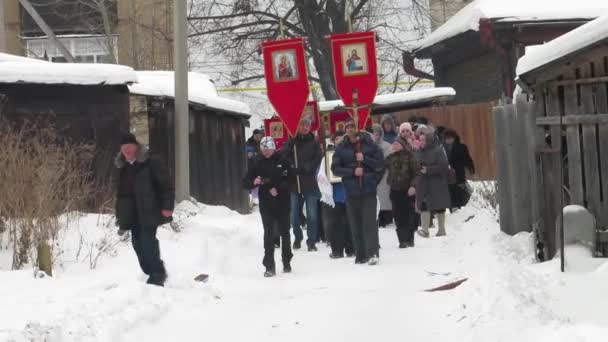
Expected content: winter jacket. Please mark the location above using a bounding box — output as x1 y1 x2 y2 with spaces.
332 132 385 198
242 153 291 215
385 137 418 191
381 114 398 144
444 135 475 184
280 133 322 194
115 147 175 228
416 131 451 211
375 131 393 211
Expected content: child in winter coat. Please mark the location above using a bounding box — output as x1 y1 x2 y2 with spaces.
243 137 293 277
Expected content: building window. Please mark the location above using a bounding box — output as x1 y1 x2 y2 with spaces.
24 35 118 63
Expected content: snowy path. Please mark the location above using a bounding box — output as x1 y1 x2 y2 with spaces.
2 201 608 341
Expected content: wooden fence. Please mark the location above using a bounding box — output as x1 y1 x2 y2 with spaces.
393 102 497 180
496 59 608 258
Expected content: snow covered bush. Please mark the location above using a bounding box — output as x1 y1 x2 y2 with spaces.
0 119 95 275
475 181 499 217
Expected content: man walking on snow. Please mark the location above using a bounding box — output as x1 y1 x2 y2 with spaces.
281 118 323 252
332 119 385 265
243 136 293 277
115 133 175 286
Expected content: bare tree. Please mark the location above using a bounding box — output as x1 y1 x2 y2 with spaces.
188 0 431 100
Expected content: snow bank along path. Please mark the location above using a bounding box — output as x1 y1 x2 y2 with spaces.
1 196 608 341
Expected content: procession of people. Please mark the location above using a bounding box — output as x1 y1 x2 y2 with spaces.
240 114 475 277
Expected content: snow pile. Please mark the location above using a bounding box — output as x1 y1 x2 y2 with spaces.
517 15 608 76
129 71 251 116
415 0 608 52
318 87 455 112
1 192 608 341
0 54 137 85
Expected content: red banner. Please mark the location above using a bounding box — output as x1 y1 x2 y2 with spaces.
329 32 378 130
262 38 310 137
263 116 288 149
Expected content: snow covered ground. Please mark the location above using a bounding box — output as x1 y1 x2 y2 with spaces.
1 195 608 342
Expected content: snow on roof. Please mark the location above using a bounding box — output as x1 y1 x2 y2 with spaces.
0 53 46 63
128 71 251 117
517 15 608 77
318 88 456 112
415 0 608 53
0 53 137 85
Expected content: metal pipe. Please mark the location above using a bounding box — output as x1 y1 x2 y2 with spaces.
174 0 190 202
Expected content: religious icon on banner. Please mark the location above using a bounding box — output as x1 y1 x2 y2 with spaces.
342 44 369 75
272 50 298 82
302 103 315 125
335 121 346 132
270 121 284 139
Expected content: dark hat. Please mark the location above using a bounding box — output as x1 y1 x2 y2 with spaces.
120 133 138 146
253 129 263 136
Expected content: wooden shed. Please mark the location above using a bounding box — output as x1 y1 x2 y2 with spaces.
496 15 608 259
128 71 251 214
0 53 134 188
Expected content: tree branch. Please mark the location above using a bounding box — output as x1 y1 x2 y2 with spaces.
188 20 278 37
231 75 265 85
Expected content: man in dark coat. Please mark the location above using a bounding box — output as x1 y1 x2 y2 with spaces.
443 129 475 209
280 118 322 251
243 136 293 277
415 126 451 238
332 119 385 265
115 134 175 286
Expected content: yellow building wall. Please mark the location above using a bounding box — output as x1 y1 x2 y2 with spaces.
116 0 173 70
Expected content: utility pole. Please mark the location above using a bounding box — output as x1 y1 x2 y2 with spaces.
174 0 189 202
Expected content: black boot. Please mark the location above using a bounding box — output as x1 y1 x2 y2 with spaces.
329 253 344 259
293 240 302 250
264 267 276 277
283 263 292 273
399 242 408 249
147 272 167 287
307 242 318 252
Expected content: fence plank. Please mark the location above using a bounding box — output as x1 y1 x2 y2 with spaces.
580 63 602 218
519 97 540 233
536 114 608 125
564 69 584 205
593 58 608 228
540 151 561 258
546 85 562 149
494 105 514 234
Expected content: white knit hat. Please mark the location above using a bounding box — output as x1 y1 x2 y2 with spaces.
260 136 276 150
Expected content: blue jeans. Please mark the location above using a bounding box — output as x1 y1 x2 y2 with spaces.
291 190 321 245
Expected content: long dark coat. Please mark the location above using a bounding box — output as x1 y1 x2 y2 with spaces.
280 133 322 194
445 135 475 184
445 134 475 208
415 132 451 212
332 132 385 198
242 152 291 215
115 148 175 228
